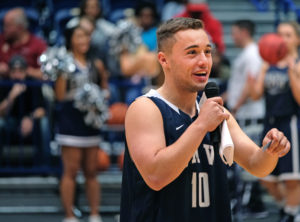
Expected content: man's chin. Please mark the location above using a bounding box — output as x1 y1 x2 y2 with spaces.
196 82 208 91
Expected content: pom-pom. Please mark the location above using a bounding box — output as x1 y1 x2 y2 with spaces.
74 83 110 129
39 46 76 81
109 19 143 58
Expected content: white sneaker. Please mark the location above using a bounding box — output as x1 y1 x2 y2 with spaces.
62 217 80 222
114 214 120 222
89 215 103 222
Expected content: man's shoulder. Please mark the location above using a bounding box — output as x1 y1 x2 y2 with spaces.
242 43 260 58
126 96 162 121
128 96 157 111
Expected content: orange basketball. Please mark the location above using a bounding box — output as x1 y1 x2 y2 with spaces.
258 33 288 65
107 102 128 125
97 149 111 171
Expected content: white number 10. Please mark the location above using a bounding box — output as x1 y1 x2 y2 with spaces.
191 172 210 208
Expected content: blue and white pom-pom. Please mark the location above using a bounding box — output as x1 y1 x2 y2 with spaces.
39 46 76 81
74 83 110 129
109 19 143 58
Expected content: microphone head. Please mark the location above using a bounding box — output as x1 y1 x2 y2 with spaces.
204 82 219 98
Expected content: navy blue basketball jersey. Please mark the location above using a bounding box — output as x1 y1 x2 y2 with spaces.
264 65 298 118
120 90 232 222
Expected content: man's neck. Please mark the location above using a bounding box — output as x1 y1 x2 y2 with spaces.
157 85 198 117
242 38 254 48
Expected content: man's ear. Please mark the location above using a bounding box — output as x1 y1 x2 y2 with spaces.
158 52 168 66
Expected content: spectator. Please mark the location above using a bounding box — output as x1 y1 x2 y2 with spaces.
175 0 225 54
55 20 108 222
0 8 47 80
248 21 300 222
116 23 160 104
80 0 160 105
79 0 116 66
0 55 46 154
135 1 159 52
226 19 267 219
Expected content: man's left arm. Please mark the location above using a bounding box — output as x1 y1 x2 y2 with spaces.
227 111 290 177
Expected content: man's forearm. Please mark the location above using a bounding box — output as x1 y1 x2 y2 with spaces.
248 149 278 178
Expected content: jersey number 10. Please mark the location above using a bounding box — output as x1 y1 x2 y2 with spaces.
191 172 210 208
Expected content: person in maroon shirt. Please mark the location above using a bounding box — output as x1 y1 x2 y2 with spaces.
0 7 47 80
175 2 225 55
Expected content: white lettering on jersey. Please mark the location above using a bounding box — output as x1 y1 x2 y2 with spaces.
191 149 201 164
203 144 214 166
191 144 215 165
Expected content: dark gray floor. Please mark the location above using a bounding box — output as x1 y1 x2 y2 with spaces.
0 209 280 222
0 171 296 222
0 214 118 222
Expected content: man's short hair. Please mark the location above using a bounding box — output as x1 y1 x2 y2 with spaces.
233 20 255 37
156 17 204 52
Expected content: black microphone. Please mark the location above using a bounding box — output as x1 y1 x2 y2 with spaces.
204 82 221 148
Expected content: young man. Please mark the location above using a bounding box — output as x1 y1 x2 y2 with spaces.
120 17 290 222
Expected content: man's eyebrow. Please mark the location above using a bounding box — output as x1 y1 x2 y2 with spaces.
184 44 212 50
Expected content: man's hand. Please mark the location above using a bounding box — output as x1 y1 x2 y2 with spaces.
21 116 33 137
262 128 290 157
197 97 229 132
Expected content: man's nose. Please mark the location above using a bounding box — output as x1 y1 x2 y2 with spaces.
197 52 209 66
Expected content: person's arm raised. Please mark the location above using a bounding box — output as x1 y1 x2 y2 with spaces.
248 62 268 100
125 96 228 191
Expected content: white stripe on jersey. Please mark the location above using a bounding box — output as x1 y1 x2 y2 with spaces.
290 115 299 173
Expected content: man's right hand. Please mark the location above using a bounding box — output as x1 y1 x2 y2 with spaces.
197 97 229 132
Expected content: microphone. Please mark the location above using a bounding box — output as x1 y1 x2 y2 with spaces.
204 82 221 148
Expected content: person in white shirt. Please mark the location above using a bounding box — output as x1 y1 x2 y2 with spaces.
226 19 267 218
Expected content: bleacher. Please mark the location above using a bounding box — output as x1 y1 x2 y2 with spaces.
1 0 300 221
208 0 300 61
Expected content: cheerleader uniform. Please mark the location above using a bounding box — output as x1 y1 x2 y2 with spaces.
262 64 300 181
55 60 102 148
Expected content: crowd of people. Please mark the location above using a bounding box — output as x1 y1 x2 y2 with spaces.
0 0 300 222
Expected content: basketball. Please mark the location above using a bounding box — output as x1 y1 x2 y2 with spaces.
106 102 128 125
258 33 288 65
97 149 111 171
